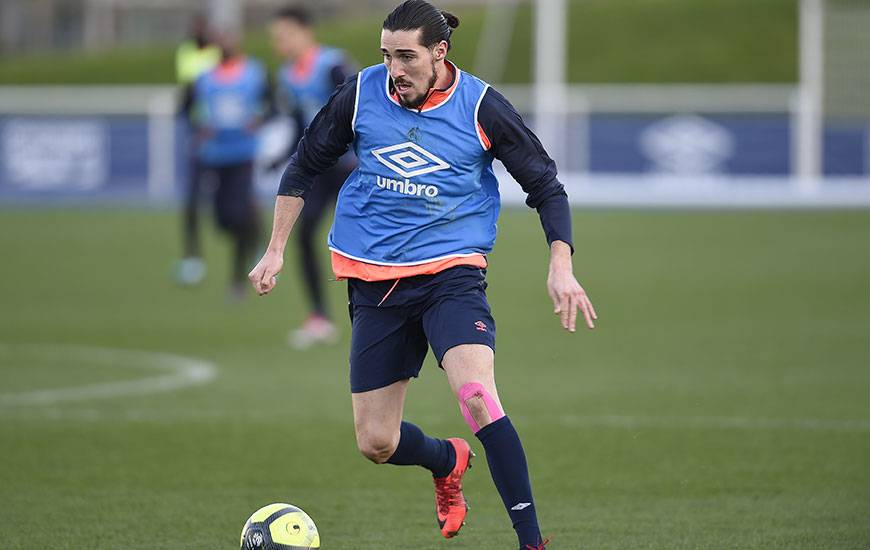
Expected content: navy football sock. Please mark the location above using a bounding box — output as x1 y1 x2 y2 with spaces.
386 421 456 478
475 416 542 548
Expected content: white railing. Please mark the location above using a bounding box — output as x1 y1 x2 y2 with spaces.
1 83 867 207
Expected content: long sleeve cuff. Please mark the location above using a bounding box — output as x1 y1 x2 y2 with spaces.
535 189 573 253
277 160 314 198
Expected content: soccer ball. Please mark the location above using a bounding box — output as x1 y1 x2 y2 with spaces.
240 503 321 549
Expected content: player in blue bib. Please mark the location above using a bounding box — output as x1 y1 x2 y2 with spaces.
192 31 271 298
249 2 598 548
330 62 498 264
270 7 357 347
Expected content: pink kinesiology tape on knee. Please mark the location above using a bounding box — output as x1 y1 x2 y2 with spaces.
458 382 505 433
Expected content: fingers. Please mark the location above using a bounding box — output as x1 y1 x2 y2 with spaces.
552 289 578 332
568 294 579 332
258 268 279 295
248 262 278 296
579 295 595 330
555 290 597 332
247 267 261 288
559 293 570 330
550 277 598 332
257 275 274 295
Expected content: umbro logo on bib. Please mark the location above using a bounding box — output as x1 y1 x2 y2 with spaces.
371 142 450 178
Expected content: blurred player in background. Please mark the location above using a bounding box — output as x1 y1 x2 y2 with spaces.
250 1 596 547
174 14 220 286
269 6 357 348
192 30 271 299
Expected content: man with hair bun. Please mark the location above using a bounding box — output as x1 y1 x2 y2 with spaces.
250 1 596 548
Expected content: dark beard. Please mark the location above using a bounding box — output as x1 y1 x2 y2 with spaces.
398 63 438 110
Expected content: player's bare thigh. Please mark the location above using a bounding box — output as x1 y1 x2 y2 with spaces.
442 344 504 429
351 378 409 463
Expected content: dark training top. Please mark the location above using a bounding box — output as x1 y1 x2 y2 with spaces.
278 70 574 252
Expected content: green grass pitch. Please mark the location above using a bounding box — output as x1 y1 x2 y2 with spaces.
1 208 868 548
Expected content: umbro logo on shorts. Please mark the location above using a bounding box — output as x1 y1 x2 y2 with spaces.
371 141 450 178
475 320 488 332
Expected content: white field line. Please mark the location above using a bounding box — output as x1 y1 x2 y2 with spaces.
557 414 870 433
0 343 217 406
10 408 864 434
0 344 865 433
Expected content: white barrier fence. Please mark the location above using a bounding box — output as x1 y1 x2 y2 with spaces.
0 84 868 207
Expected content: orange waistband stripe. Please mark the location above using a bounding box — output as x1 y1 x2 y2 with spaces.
331 252 487 282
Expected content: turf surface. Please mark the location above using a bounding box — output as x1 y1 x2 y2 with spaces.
1 208 868 548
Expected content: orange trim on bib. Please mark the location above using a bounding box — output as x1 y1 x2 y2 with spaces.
390 62 459 111
292 46 320 81
214 56 246 83
477 122 491 150
331 251 487 282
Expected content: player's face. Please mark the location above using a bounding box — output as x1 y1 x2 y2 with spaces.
381 29 444 109
215 30 240 59
270 19 306 60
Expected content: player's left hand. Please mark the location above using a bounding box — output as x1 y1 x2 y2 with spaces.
547 269 597 332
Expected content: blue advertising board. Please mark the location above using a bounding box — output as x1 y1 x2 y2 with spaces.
0 112 866 202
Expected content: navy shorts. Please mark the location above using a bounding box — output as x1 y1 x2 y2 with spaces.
347 266 496 393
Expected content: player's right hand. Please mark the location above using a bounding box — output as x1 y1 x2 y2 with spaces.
248 251 283 296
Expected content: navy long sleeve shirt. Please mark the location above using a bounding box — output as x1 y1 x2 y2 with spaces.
278 69 573 251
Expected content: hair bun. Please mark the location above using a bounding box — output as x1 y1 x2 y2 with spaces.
441 10 460 29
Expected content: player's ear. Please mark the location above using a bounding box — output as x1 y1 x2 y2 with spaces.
432 40 448 62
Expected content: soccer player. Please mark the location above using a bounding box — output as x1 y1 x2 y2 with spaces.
192 31 270 299
249 1 597 548
175 14 220 286
269 7 358 348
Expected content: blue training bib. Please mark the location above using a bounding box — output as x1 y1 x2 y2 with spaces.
196 57 267 166
328 63 500 265
278 47 347 126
